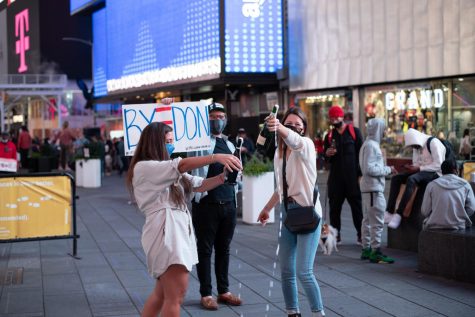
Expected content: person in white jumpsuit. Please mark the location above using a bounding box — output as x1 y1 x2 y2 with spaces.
127 119 241 317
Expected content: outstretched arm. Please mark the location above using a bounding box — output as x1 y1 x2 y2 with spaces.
194 173 226 192
178 153 241 174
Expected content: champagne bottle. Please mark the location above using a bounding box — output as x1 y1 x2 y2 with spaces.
256 105 279 154
226 137 243 184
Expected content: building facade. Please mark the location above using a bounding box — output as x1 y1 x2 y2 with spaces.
288 0 475 157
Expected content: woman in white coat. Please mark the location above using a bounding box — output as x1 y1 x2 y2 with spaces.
126 121 241 317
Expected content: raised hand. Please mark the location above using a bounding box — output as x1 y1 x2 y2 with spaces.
214 154 242 173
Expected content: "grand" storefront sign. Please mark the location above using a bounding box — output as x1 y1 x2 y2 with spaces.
385 89 444 110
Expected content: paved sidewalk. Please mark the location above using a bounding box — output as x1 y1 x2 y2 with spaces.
0 171 474 316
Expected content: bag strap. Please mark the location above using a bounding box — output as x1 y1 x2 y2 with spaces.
282 144 318 212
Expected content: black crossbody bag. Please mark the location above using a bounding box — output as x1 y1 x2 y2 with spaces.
282 145 320 234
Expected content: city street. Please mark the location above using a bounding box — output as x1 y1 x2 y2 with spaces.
0 171 474 317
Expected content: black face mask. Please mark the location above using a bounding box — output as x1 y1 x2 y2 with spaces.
284 124 304 136
333 121 343 129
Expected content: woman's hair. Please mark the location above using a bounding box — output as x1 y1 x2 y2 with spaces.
126 122 192 207
463 129 469 137
277 107 308 158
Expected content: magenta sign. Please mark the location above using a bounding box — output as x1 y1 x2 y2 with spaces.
15 8 30 73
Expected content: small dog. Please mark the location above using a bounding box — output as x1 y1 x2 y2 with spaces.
319 224 338 255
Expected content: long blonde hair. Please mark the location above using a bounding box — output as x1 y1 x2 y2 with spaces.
126 122 192 207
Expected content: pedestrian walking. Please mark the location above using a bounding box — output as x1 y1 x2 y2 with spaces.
459 128 471 160
258 107 325 317
126 120 241 317
188 102 244 310
323 105 364 244
57 121 75 170
359 118 396 263
17 125 31 169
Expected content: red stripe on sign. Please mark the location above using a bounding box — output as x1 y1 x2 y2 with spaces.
155 106 172 112
161 120 173 125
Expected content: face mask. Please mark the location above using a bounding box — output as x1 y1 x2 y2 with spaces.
284 124 304 135
165 143 175 156
210 119 227 135
333 121 343 129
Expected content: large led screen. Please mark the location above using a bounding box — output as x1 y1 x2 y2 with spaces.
224 0 283 73
104 0 220 93
92 8 107 97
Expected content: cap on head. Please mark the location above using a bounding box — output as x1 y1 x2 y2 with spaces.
238 128 246 133
208 102 226 114
328 106 344 118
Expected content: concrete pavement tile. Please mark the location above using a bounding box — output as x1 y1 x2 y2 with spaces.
0 289 43 315
7 254 41 270
43 273 84 295
41 256 77 275
103 252 145 270
88 301 138 316
343 291 441 317
114 269 154 288
77 267 120 285
183 305 238 316
125 286 148 313
44 293 92 317
389 288 475 317
229 303 284 317
83 282 131 304
324 294 394 317
74 252 109 269
316 269 368 289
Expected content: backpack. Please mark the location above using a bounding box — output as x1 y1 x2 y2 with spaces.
426 137 455 161
327 124 356 144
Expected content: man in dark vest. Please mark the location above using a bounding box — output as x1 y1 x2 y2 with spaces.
324 106 364 244
189 102 243 311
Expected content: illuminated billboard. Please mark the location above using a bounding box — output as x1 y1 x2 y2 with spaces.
224 0 283 73
104 0 220 94
92 0 283 97
92 7 107 97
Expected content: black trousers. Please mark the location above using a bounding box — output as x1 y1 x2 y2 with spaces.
192 200 236 297
19 148 29 169
387 171 439 214
329 191 363 238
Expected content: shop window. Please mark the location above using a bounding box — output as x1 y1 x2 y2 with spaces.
364 82 449 158
452 77 475 138
297 92 349 139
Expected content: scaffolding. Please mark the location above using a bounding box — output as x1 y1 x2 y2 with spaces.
0 74 68 136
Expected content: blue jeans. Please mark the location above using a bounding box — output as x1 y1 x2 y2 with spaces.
279 203 324 313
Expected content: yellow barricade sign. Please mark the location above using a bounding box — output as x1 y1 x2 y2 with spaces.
0 175 72 240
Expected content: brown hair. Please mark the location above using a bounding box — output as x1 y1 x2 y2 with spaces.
126 122 192 207
277 107 308 158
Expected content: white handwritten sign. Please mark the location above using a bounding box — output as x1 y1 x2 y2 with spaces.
122 102 211 156
0 158 17 173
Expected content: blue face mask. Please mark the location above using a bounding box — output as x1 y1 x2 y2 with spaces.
210 119 227 135
166 143 175 156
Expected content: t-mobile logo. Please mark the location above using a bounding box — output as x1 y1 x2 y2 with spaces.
15 9 30 73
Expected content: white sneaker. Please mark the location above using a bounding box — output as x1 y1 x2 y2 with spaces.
388 213 402 229
384 211 393 224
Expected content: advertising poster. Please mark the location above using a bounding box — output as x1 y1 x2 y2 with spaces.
0 176 72 240
122 101 212 156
